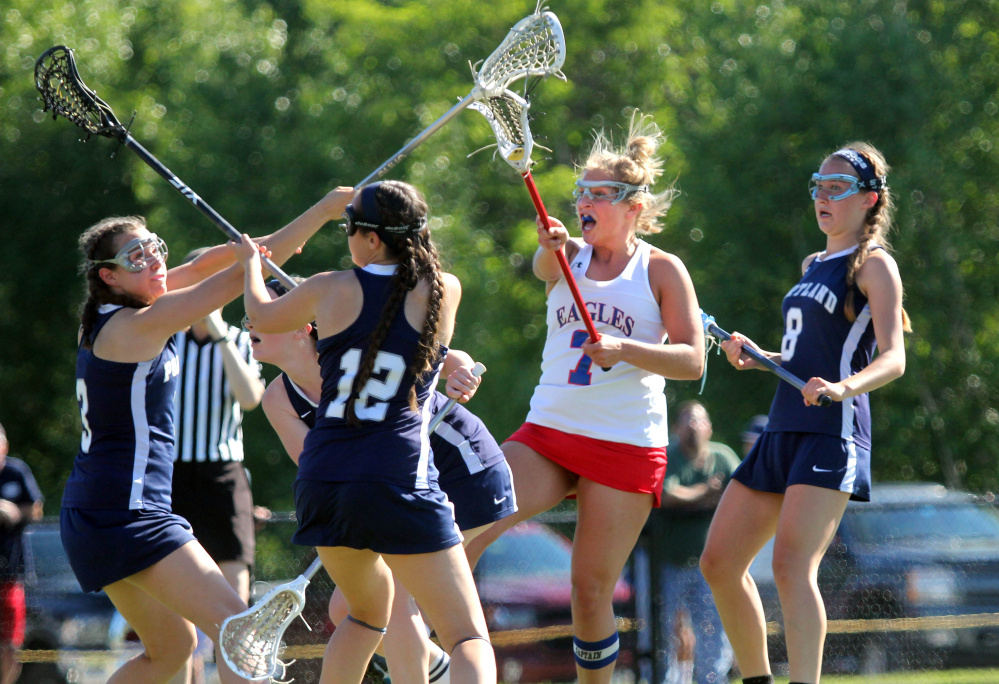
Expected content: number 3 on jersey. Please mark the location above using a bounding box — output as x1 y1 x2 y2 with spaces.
76 378 93 453
781 307 803 362
568 330 594 386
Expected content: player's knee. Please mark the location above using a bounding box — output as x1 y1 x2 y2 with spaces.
573 632 619 670
570 572 615 616
145 625 197 671
699 545 726 586
770 545 811 592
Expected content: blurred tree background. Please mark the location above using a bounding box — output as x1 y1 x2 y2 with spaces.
1 0 997 510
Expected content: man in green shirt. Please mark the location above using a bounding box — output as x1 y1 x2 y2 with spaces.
655 401 741 683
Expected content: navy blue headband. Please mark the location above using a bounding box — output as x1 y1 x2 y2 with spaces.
360 183 384 225
356 182 427 235
832 149 886 191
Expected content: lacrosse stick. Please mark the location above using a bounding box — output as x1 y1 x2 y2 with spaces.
469 90 610 371
219 557 321 681
701 311 833 406
219 362 485 680
34 45 298 291
429 361 486 432
355 8 565 188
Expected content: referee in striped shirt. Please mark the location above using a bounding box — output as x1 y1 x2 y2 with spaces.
170 250 266 682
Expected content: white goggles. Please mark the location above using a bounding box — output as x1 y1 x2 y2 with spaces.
573 179 647 205
90 234 168 272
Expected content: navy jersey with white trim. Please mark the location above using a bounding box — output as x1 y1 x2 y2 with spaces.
286 374 501 483
65 305 181 511
765 247 877 448
283 373 318 429
297 266 442 489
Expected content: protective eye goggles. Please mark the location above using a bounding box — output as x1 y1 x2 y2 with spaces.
572 179 648 205
340 205 381 237
89 234 168 272
808 173 884 202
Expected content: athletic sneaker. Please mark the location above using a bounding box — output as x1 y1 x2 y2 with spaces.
363 654 392 684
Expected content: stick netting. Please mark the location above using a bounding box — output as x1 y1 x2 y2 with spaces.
34 46 122 138
469 90 535 172
220 587 304 681
475 11 566 95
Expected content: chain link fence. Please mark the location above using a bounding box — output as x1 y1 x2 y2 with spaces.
17 483 999 683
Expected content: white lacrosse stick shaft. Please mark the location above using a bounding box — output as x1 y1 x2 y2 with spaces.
356 10 565 188
428 361 487 433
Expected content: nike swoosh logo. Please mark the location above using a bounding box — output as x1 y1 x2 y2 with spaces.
812 465 833 473
494 496 507 505
300 411 312 419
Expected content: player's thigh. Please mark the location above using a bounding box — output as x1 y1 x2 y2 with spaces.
572 478 653 588
218 560 250 603
701 480 782 578
773 483 850 576
464 441 576 567
318 547 393 627
502 440 577 519
104 580 196 661
126 540 246 642
384 544 488 651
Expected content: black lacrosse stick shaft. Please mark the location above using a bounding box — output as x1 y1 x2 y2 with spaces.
119 135 297 290
703 315 833 407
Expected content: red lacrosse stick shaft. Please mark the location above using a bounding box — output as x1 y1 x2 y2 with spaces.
521 171 601 343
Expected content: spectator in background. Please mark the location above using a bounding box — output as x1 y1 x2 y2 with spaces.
0 420 44 684
740 415 769 458
171 248 266 683
654 401 739 684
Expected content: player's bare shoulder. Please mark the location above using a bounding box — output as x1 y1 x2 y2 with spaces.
647 244 694 296
856 246 902 294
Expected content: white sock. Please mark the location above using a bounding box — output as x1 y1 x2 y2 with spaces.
428 646 450 684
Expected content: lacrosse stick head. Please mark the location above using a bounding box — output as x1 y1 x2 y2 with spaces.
474 10 566 96
35 45 126 140
469 89 535 173
219 575 310 681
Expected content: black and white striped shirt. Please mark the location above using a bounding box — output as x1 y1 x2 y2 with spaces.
172 328 261 463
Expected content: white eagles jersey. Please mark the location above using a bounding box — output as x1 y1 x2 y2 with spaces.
526 239 669 447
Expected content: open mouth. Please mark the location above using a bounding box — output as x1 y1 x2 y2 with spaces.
580 214 596 229
249 335 261 344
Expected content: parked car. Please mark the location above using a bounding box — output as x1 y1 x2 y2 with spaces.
19 521 126 684
748 482 999 674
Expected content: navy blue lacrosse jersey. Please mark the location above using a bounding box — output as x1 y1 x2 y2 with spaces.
297 265 443 489
427 391 506 484
64 305 181 511
765 246 877 449
282 373 318 429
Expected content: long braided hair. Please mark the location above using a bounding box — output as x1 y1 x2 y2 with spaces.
832 142 912 332
581 109 678 236
78 216 154 349
345 181 444 426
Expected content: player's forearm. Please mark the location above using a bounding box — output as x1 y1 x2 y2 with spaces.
620 339 704 380
218 344 265 409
